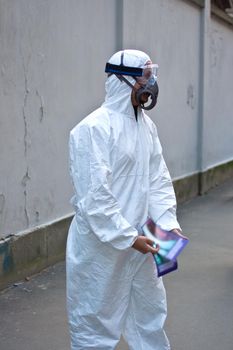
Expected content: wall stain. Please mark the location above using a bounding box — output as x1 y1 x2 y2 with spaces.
187 84 195 110
0 240 13 274
35 211 40 223
1 64 5 78
0 194 5 214
36 90 45 122
210 29 223 69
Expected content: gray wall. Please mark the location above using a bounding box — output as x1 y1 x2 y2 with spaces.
0 0 232 239
0 0 116 238
204 15 233 170
123 0 202 179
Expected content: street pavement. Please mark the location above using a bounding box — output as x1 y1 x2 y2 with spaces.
0 179 233 350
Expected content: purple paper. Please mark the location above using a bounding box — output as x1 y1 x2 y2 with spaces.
142 218 189 277
142 218 189 261
154 254 178 277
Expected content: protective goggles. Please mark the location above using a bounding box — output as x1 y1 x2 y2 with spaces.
105 62 158 83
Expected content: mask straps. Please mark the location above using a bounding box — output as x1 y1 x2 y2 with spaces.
120 51 124 66
114 51 138 89
116 74 135 89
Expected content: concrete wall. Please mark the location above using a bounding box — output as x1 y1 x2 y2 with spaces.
123 0 202 180
204 15 233 171
0 0 233 243
0 0 117 238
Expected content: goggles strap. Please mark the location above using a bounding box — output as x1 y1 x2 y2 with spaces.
120 51 124 66
105 62 143 77
116 74 135 89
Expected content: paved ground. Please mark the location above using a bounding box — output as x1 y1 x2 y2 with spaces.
0 179 233 350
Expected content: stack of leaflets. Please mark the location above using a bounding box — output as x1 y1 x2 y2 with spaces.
142 218 189 277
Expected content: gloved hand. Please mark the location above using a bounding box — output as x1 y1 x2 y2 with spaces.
132 236 159 254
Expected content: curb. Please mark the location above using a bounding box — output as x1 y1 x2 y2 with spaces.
0 215 72 290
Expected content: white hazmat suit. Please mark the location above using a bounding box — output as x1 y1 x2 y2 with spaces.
66 50 180 350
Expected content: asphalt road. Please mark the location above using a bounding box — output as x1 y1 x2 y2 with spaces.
0 179 233 350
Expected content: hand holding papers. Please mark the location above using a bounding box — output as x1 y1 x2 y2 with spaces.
142 218 189 277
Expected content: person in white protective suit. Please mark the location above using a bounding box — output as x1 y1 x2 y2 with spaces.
66 49 183 350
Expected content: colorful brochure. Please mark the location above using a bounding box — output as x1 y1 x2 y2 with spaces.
154 254 178 277
142 218 189 277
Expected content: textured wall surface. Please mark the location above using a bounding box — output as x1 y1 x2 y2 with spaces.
123 0 201 179
0 0 117 238
203 17 233 170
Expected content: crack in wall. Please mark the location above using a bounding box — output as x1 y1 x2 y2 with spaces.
0 194 5 230
22 59 30 157
0 194 5 214
36 90 45 122
187 84 196 110
22 168 31 227
21 55 31 228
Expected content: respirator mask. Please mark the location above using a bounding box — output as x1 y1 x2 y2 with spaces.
105 52 159 110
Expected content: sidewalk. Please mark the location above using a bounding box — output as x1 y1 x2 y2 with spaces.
0 179 233 350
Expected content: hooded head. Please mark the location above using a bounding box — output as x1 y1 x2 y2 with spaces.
103 49 158 116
